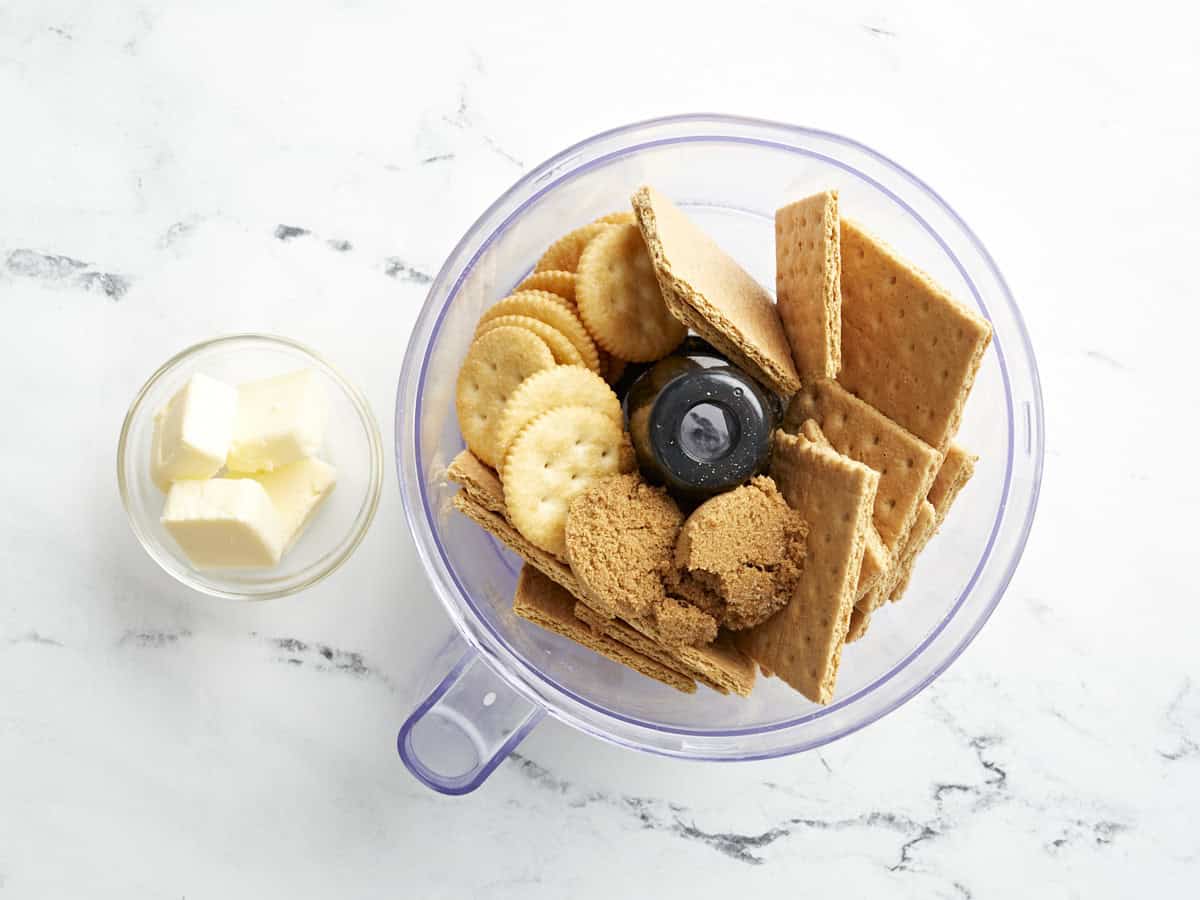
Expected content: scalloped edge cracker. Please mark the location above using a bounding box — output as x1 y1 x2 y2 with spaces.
534 223 614 274
632 185 800 395
839 218 993 449
734 430 878 704
455 326 555 467
776 190 841 381
575 223 686 362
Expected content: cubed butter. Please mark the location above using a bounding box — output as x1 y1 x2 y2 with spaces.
161 479 284 569
248 457 337 552
150 373 237 491
226 369 327 473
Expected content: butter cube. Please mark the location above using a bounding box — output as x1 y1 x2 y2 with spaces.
150 373 237 491
249 457 337 552
227 369 327 473
161 479 284 569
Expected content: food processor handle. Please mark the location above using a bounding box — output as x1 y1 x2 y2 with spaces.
397 638 545 794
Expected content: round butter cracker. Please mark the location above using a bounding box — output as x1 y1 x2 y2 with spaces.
455 326 556 468
517 269 576 306
502 406 635 558
495 366 622 467
604 354 627 385
478 290 600 373
576 223 686 362
592 210 636 226
534 223 614 273
476 314 584 367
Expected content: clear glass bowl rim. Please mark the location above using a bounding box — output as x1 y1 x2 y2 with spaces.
396 113 1045 760
117 332 384 600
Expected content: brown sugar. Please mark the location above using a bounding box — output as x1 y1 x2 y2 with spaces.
671 476 808 630
565 473 718 646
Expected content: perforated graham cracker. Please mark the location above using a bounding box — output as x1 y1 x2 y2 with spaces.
447 449 507 513
572 603 727 694
632 185 800 395
776 191 841 381
513 566 695 693
798 419 889 602
785 379 941 557
846 603 873 643
887 501 936 603
843 526 891 644
858 526 889 601
839 219 992 449
672 633 756 696
928 443 978 526
604 607 755 695
889 444 977 602
735 431 879 704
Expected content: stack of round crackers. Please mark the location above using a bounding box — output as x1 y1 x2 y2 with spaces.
454 210 689 559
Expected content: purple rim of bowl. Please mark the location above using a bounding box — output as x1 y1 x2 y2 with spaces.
397 113 1044 757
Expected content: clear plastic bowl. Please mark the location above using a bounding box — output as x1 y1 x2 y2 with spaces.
395 115 1043 793
118 334 383 600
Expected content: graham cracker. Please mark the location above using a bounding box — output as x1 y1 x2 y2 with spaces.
573 603 727 694
735 431 879 704
858 525 889 602
890 444 977 602
513 566 695 693
632 185 800 395
798 418 889 602
447 449 507 514
784 379 942 557
576 599 756 696
928 443 978 527
846 603 873 643
887 501 937 603
775 191 841 381
844 525 907 643
839 218 993 450
448 450 582 597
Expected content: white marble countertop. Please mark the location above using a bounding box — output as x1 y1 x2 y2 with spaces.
2 1 1197 896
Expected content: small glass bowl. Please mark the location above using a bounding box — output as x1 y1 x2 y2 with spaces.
118 334 383 600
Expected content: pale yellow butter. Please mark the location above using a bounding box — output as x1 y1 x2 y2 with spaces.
150 373 237 491
161 479 284 569
227 369 327 473
248 457 337 552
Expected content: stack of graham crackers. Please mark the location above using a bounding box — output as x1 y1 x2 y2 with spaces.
447 185 991 705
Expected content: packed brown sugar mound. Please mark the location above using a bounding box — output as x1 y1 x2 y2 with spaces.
670 476 808 630
565 473 718 647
